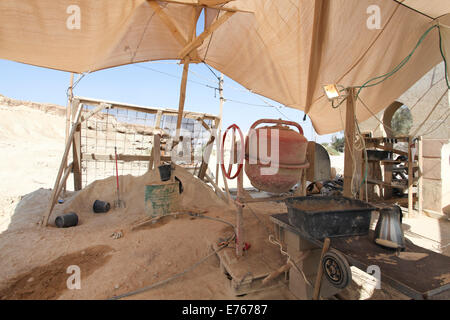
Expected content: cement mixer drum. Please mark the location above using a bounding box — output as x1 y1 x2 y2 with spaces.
244 119 309 194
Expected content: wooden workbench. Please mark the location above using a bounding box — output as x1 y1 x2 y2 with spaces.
271 213 450 300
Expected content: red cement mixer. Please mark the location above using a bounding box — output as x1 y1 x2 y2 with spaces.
221 119 309 194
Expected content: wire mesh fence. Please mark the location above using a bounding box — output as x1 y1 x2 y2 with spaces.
79 102 215 188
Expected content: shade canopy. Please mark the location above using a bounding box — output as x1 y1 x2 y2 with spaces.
0 0 449 134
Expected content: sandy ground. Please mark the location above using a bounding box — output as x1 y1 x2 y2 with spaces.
0 100 295 300
0 97 449 300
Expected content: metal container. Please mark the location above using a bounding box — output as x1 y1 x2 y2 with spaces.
55 212 79 228
374 205 405 250
245 119 309 194
285 196 374 239
144 181 180 218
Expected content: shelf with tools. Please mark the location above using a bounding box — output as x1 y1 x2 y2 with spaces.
363 135 420 217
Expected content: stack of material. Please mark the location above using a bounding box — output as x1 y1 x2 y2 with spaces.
307 176 344 197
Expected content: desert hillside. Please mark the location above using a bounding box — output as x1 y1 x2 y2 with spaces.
0 95 73 232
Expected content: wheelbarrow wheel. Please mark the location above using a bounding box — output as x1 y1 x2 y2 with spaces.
322 250 351 289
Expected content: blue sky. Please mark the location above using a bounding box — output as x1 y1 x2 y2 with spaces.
0 58 339 143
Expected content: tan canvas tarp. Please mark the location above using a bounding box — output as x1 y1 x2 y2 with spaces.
0 0 449 134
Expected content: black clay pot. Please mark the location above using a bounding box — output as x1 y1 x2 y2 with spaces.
158 164 173 181
55 212 79 228
93 200 111 213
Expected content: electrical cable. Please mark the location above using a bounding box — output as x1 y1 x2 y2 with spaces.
268 235 313 287
355 24 450 100
437 24 450 90
132 63 217 89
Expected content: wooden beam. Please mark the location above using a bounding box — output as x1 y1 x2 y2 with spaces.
42 102 83 226
148 1 188 46
72 101 83 191
418 136 423 215
313 237 331 300
149 110 163 170
80 103 111 122
343 88 356 198
176 60 190 133
63 73 74 195
148 1 200 61
179 11 234 59
75 96 219 121
153 134 162 167
199 0 231 6
198 134 215 179
408 136 414 217
205 172 227 201
175 7 201 134
55 163 73 204
155 0 252 13
82 153 182 162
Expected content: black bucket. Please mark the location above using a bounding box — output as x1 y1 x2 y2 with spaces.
285 196 374 239
158 164 172 181
55 212 79 228
93 200 111 213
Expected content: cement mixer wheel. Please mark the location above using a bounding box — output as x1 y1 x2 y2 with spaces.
322 250 351 289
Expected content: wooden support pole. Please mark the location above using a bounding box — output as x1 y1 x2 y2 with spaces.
176 59 190 136
236 169 245 258
198 134 216 180
175 6 201 135
205 172 227 201
66 73 74 143
343 88 356 198
80 103 111 122
216 74 224 185
55 163 74 203
63 73 74 194
418 136 423 215
149 110 163 170
153 134 161 168
408 136 414 217
312 237 331 300
42 102 83 226
72 101 83 191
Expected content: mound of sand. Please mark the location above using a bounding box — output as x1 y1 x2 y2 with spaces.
56 165 232 227
0 165 267 300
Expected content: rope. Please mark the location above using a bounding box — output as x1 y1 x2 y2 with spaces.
66 71 90 100
411 88 448 137
338 106 360 198
410 77 445 111
268 235 313 287
419 110 450 136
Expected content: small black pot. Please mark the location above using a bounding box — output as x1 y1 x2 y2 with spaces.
158 164 173 181
55 212 79 228
93 200 111 213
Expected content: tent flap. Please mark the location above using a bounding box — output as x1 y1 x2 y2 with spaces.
0 0 449 134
